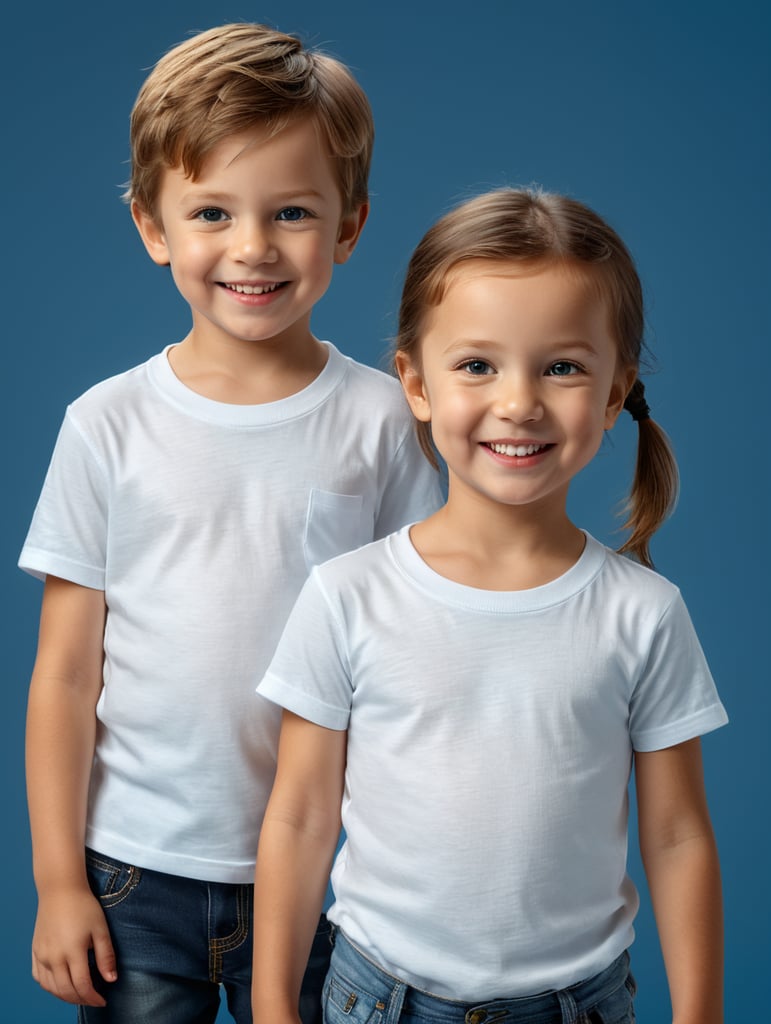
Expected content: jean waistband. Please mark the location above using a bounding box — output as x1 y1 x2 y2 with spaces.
329 928 631 1024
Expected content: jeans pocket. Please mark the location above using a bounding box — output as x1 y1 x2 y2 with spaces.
85 848 142 909
580 977 636 1024
303 489 369 571
323 970 385 1024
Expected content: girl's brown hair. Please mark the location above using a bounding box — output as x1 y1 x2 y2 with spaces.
395 188 678 568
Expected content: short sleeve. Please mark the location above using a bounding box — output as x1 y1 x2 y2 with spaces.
629 592 728 751
258 570 353 731
19 412 109 588
373 426 444 539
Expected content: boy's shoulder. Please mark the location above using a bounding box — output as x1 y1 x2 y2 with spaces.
66 352 158 418
334 348 405 404
64 344 412 435
318 345 418 438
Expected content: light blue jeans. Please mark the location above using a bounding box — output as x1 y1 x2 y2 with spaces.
78 848 331 1024
322 929 636 1024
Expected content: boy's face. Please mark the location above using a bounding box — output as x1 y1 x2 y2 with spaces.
132 118 367 355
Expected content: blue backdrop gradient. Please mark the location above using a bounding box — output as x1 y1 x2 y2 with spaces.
3 1 768 1020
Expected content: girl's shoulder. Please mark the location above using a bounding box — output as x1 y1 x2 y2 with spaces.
312 530 401 588
593 540 684 624
600 541 680 593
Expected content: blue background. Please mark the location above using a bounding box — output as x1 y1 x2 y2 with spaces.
3 1 768 1020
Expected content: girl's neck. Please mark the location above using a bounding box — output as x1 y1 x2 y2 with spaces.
410 490 586 591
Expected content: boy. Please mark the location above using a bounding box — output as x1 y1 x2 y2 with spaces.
20 23 441 1024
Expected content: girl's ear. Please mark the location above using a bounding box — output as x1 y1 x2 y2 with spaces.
604 366 637 429
131 201 171 266
395 351 432 422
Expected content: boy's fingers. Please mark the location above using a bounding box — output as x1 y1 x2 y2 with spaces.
33 950 107 1007
66 954 108 1011
93 931 118 984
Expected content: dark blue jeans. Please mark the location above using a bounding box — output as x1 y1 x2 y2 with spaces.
78 848 331 1024
323 929 636 1024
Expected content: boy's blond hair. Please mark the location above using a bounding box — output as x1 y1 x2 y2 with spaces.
126 22 374 218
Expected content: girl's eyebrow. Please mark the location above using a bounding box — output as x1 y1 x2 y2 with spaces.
440 337 604 356
553 339 605 356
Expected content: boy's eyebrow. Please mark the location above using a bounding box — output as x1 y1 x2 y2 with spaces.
178 187 329 203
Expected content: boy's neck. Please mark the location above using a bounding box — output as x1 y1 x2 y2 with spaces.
167 329 329 405
410 493 585 592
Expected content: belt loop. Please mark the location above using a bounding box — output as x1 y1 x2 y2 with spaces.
557 988 579 1024
384 980 408 1024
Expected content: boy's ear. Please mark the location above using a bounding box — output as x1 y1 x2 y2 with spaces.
334 202 369 265
131 200 171 266
604 365 637 429
395 351 432 422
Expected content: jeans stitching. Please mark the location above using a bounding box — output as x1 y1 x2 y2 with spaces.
86 852 142 908
208 883 250 983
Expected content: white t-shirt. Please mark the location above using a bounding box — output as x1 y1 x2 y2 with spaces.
259 527 727 1000
19 343 442 883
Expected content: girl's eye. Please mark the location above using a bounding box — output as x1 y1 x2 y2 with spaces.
460 359 494 376
548 361 581 377
276 207 309 222
195 208 228 223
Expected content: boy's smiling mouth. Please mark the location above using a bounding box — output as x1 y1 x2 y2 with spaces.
222 281 286 295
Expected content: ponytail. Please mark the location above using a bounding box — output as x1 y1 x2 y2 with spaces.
617 379 679 568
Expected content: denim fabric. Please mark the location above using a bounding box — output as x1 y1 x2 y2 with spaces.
78 848 331 1024
322 930 636 1024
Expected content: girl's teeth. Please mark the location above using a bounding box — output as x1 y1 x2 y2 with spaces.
227 282 280 295
489 442 546 457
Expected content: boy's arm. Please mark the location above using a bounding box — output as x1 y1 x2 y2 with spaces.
26 575 115 1007
635 738 723 1024
253 710 346 1023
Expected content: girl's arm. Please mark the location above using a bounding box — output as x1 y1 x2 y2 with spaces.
253 709 347 1024
635 737 723 1024
25 575 114 1007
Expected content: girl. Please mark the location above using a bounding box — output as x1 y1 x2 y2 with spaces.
252 190 727 1024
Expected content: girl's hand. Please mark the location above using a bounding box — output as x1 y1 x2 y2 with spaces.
32 884 116 1006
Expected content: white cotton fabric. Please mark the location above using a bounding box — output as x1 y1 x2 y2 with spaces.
259 527 727 1000
19 343 442 883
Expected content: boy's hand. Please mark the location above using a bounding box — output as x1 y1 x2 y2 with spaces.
32 884 117 1006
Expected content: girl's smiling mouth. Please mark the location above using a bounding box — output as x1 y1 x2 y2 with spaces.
484 441 552 457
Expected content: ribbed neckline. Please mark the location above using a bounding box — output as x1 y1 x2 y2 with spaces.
146 341 348 427
388 526 607 614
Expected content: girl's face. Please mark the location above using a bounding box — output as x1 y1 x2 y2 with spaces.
397 261 633 519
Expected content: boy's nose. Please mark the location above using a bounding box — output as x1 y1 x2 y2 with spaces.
229 221 278 264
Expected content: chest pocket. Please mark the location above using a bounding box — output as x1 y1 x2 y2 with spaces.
303 488 370 571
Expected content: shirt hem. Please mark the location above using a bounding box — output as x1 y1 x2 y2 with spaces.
85 828 256 884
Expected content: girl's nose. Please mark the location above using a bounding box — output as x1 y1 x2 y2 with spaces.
492 377 544 423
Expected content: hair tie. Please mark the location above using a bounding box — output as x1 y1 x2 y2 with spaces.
624 381 650 423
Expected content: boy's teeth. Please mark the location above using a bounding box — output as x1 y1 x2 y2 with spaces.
227 282 280 295
489 442 546 457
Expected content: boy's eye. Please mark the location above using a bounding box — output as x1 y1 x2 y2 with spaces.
195 208 228 223
276 207 309 222
460 359 494 376
548 361 581 377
